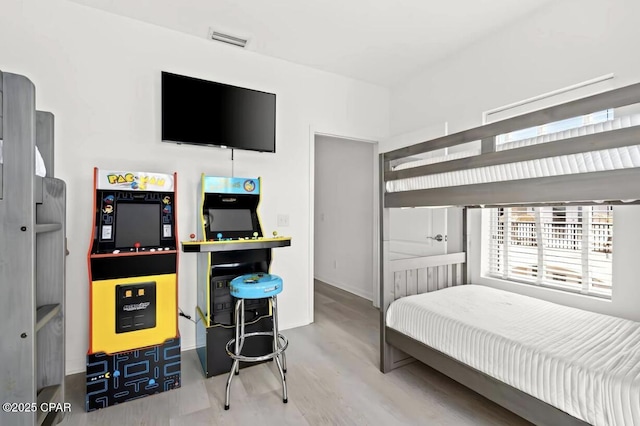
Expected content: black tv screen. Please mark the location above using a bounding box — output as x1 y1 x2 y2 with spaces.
115 203 160 248
162 72 276 153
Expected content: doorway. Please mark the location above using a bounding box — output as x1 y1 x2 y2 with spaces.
313 134 378 310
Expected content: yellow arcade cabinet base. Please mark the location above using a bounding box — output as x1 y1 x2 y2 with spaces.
90 273 177 354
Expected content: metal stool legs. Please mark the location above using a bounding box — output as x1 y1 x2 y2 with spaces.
224 296 288 410
272 296 287 373
271 296 287 402
225 299 243 409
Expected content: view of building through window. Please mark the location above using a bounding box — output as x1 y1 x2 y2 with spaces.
487 205 613 297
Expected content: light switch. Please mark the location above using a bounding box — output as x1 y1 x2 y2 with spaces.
277 214 290 227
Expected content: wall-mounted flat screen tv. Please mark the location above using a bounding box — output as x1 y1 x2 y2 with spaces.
162 71 276 153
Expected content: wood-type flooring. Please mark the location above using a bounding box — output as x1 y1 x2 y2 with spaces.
61 280 530 425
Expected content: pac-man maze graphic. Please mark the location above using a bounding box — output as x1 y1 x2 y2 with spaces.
86 338 181 411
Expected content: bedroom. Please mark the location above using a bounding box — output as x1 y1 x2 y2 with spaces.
1 0 639 425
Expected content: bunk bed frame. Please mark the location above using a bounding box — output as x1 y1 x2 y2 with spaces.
379 82 640 426
0 71 67 426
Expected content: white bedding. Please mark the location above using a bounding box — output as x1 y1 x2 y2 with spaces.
0 140 47 177
387 114 640 193
386 285 640 426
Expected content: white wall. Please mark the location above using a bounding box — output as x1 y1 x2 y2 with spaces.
314 135 376 300
389 0 640 321
0 0 389 374
392 0 640 136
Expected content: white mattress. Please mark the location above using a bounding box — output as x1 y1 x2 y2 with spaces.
387 114 640 193
0 140 47 177
386 285 640 426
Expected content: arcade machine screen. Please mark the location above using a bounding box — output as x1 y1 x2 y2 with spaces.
208 209 253 234
115 203 161 248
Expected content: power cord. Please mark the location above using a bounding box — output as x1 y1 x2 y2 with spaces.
211 313 270 329
178 307 196 324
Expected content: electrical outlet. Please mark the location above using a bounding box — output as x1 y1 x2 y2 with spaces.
277 214 290 227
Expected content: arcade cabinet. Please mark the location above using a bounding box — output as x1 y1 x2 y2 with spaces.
86 168 181 410
182 175 291 377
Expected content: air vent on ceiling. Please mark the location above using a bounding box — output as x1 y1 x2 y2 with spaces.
208 28 248 48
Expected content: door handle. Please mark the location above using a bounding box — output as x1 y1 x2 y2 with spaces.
427 234 446 242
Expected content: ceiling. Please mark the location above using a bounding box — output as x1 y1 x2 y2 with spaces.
69 0 556 88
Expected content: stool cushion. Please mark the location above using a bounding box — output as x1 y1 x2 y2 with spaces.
230 273 283 299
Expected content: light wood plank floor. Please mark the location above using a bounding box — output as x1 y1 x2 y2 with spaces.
61 280 531 425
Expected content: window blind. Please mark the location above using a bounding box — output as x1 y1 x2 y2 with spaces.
487 206 613 297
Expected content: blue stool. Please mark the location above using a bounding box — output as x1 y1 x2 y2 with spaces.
224 273 288 410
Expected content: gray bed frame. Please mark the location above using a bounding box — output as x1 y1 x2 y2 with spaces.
379 82 640 425
0 71 67 426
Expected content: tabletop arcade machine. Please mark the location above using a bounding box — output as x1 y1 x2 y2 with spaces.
86 168 181 411
182 175 291 377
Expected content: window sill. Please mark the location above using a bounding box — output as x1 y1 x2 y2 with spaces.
477 274 613 304
483 274 611 300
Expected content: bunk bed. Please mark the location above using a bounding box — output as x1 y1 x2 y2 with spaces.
0 71 67 426
380 83 640 426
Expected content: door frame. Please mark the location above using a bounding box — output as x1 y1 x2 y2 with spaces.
309 127 380 323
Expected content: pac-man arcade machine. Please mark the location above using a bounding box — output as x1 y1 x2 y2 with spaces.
181 175 291 377
86 168 181 410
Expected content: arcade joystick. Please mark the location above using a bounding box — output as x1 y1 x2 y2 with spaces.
272 231 278 238
253 232 259 240
134 242 141 253
189 233 196 241
217 233 223 241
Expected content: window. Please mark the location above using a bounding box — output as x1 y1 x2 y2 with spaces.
495 109 614 145
487 206 613 298
483 79 617 298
